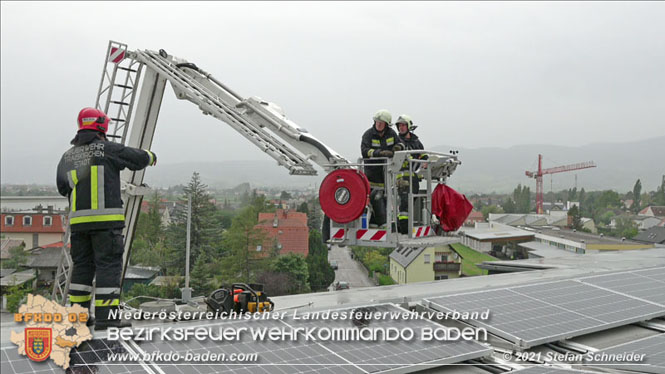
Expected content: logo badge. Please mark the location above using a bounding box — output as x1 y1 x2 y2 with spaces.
25 328 52 362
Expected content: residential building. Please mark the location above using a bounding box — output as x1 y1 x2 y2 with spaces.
638 206 665 218
254 209 309 257
26 247 62 283
459 223 535 258
633 227 665 245
0 196 68 213
527 226 654 254
489 212 596 233
1 212 66 248
140 200 176 226
389 244 462 284
464 211 484 227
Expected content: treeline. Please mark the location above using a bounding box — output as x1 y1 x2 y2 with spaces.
475 178 665 239
126 172 334 303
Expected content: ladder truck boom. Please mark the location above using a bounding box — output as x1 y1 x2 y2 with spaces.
133 48 350 175
53 41 464 306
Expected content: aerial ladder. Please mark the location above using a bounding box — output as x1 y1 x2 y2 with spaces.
53 41 462 305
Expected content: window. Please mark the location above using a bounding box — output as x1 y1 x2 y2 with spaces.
23 216 32 226
435 275 449 281
4 216 14 226
256 245 262 252
424 254 430 264
43 216 52 226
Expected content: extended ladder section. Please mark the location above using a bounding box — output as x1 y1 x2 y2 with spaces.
54 41 351 304
131 49 349 175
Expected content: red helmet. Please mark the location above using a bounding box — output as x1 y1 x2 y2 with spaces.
77 107 109 134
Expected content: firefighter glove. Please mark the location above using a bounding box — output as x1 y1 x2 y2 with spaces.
148 151 158 166
397 178 410 188
393 143 404 152
378 150 394 158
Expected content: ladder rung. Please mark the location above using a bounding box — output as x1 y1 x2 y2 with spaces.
114 84 134 89
118 67 138 72
111 101 130 106
111 118 126 122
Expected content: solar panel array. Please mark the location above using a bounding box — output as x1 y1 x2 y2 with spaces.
1 338 150 374
579 267 665 306
1 304 491 374
586 333 665 374
424 278 665 348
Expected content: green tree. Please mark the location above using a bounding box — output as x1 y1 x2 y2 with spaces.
220 205 267 284
306 229 334 292
614 216 638 239
297 202 309 214
567 205 582 230
632 179 642 213
655 178 665 206
511 184 531 213
1 243 28 269
5 284 31 313
481 205 504 220
165 172 223 275
279 191 292 201
271 254 310 294
502 198 516 213
190 253 218 296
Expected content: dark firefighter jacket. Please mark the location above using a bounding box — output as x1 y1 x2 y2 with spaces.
57 131 154 232
361 126 404 185
398 131 427 177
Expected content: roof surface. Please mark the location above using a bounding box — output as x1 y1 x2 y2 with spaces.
519 241 580 258
0 239 24 259
389 246 426 268
1 213 66 233
633 226 665 244
534 226 647 245
26 247 62 268
256 209 309 256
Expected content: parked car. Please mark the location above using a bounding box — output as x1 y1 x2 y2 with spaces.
334 281 350 290
330 260 338 270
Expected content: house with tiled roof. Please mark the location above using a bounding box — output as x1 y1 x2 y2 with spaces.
464 211 484 227
638 206 665 218
253 209 308 257
1 212 66 249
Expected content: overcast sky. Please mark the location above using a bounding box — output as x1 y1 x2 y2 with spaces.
2 1 664 185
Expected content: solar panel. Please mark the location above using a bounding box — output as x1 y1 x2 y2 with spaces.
82 303 489 374
585 333 665 374
282 304 491 373
579 267 665 306
424 280 665 348
1 338 152 374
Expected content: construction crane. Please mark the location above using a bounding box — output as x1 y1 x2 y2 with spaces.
52 41 463 305
525 154 596 214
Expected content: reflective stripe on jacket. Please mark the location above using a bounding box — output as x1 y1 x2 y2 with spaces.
57 134 152 231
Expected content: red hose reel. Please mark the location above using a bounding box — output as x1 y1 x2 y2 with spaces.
319 169 370 223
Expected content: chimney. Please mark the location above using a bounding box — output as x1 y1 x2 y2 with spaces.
47 205 53 214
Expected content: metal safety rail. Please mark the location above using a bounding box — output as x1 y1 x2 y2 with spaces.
327 151 460 248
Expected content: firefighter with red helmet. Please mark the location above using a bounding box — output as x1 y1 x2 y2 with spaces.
56 107 157 330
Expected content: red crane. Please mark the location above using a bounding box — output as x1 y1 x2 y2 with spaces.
525 154 596 214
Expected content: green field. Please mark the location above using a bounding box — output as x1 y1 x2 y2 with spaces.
450 243 498 276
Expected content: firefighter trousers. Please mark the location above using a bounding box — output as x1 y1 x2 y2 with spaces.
68 228 124 322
